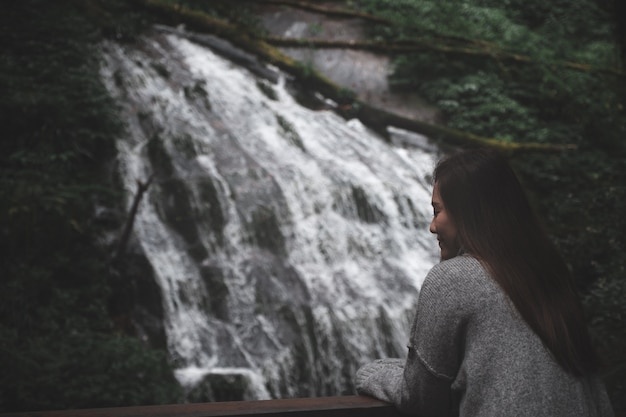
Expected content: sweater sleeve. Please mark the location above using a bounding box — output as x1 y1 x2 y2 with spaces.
356 258 479 416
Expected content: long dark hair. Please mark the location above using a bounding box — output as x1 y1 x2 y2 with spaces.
433 148 598 376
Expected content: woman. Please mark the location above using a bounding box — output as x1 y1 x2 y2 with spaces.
355 149 614 416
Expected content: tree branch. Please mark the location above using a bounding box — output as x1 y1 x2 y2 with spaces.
343 102 577 154
264 36 626 79
234 0 391 25
124 0 578 153
113 174 154 262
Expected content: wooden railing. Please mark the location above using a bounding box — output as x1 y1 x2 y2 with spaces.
6 396 625 417
1 396 405 417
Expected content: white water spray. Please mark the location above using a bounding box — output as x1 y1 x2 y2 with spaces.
100 28 441 400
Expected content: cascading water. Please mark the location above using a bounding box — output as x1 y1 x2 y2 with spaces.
100 27 442 401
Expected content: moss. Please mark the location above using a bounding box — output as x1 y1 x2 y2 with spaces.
256 80 278 100
276 114 305 152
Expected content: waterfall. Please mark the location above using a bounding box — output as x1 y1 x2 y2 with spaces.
100 27 441 401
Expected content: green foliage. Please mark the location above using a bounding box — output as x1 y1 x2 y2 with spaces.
354 0 626 410
0 0 181 412
357 0 614 56
160 0 264 34
585 273 626 411
512 150 626 409
1 272 180 409
358 0 623 144
416 71 538 141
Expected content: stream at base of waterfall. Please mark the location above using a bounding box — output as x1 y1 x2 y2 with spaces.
100 27 441 401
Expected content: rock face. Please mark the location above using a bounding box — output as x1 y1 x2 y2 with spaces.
257 4 440 123
186 370 263 402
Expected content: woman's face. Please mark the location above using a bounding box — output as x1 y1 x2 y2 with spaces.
430 182 460 260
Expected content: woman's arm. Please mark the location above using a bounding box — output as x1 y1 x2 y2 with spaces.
356 354 453 415
355 258 478 415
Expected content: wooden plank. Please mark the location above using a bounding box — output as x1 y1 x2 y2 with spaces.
1 396 404 417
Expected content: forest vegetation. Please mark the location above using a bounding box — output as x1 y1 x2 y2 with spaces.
1 0 624 412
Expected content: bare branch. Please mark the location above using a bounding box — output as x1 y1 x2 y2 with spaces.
113 174 154 262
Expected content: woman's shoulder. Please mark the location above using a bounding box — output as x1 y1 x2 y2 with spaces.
420 255 499 307
425 255 489 287
431 254 484 273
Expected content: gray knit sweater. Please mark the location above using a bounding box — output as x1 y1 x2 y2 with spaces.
355 255 614 417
